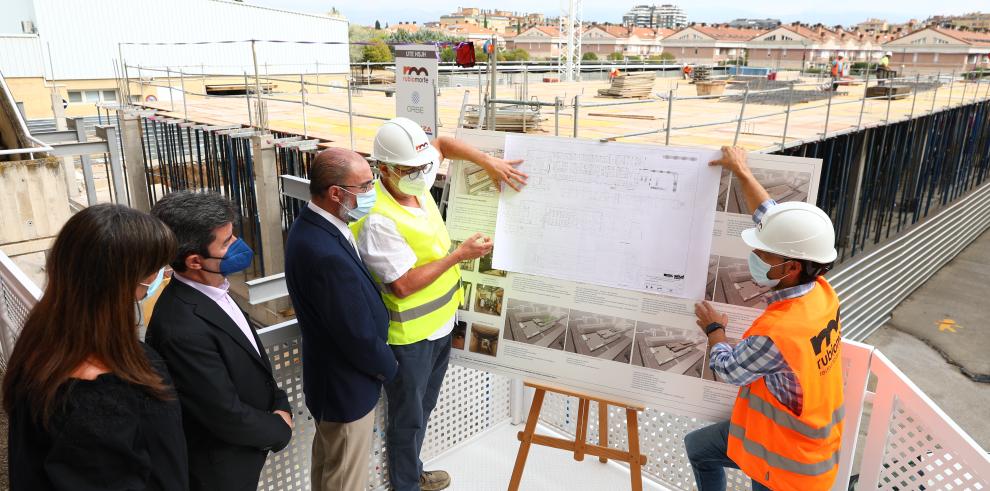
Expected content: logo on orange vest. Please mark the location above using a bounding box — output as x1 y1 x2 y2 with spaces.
810 310 841 374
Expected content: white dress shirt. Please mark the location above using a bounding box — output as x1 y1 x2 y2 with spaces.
172 272 260 355
307 201 359 255
356 188 455 341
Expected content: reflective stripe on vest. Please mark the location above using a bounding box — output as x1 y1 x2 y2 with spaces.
728 424 840 476
738 387 845 440
727 277 844 490
387 282 460 323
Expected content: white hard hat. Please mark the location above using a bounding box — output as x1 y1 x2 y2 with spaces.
885 51 892 56
741 202 838 264
372 117 441 167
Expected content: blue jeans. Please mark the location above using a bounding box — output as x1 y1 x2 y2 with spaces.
385 334 451 491
684 421 772 491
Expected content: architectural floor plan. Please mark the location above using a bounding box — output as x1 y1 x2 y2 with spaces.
493 135 721 299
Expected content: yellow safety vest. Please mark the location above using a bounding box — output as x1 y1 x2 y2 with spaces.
351 181 462 345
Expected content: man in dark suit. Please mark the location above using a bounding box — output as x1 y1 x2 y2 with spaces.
147 191 293 491
284 148 398 491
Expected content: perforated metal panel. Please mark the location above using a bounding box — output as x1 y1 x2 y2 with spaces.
257 322 513 491
877 399 988 491
538 393 752 490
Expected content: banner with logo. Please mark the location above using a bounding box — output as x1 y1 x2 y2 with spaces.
395 44 439 138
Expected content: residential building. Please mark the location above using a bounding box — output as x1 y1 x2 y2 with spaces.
727 18 781 30
927 12 990 31
622 5 687 29
747 23 893 70
436 24 501 44
661 24 763 65
505 26 562 59
884 27 990 73
856 18 889 33
439 7 541 34
580 25 672 58
386 22 421 34
0 0 349 119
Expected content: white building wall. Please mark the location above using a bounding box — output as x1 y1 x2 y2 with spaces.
0 35 45 77
29 0 349 80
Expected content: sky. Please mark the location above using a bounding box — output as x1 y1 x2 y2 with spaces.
254 0 980 28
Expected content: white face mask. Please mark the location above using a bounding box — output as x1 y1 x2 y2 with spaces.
393 163 437 196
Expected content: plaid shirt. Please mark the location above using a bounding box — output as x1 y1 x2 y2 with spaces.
709 199 812 415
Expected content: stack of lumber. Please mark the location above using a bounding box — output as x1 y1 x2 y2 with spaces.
463 106 544 132
596 72 656 98
691 65 713 82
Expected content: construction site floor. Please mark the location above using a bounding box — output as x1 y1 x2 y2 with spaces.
865 228 990 449
140 72 988 156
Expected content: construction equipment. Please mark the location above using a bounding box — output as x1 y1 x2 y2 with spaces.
596 72 655 98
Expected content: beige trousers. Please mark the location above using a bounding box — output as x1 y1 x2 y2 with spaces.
311 408 375 491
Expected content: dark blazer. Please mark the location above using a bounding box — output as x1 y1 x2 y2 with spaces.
146 278 292 491
284 205 398 423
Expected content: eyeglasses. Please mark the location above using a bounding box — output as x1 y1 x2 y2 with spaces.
332 179 377 194
390 161 434 180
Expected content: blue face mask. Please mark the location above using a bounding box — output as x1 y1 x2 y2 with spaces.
339 186 377 222
748 251 789 288
205 238 254 276
140 267 166 300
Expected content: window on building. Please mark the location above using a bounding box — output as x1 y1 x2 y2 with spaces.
782 48 788 56
912 53 918 63
67 89 118 104
933 53 940 63
714 48 721 55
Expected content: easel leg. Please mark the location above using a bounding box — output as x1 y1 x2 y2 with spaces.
508 388 546 491
574 398 590 461
626 408 643 491
598 402 609 463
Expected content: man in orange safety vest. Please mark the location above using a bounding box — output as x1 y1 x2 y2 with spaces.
686 147 844 491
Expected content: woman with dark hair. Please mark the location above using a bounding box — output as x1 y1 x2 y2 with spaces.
4 204 189 490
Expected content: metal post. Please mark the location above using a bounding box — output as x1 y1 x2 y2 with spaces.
931 72 940 113
857 64 871 130
665 89 673 145
250 134 286 275
250 40 265 132
346 77 355 151
299 73 308 138
781 82 794 151
572 94 580 138
166 67 175 112
884 82 893 123
822 83 834 138
946 70 955 109
488 48 498 131
908 74 919 120
554 96 561 136
179 68 188 121
244 72 253 127
733 83 749 146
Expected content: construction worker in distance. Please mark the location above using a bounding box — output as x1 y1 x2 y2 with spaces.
683 63 694 80
685 146 843 491
609 67 621 80
878 51 893 79
351 117 527 491
830 55 845 91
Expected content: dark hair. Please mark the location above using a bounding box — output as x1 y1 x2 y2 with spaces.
151 191 235 272
797 259 833 284
309 148 363 197
2 204 176 426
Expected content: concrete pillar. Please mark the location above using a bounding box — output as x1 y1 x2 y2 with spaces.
118 110 152 212
49 88 78 198
250 133 284 276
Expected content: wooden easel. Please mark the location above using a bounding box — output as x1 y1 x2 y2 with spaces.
507 381 647 491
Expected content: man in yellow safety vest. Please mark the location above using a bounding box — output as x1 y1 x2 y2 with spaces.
351 117 527 491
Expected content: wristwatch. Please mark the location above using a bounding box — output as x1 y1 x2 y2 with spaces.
704 322 725 335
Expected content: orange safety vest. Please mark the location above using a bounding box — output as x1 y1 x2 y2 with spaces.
727 276 844 491
831 61 843 77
